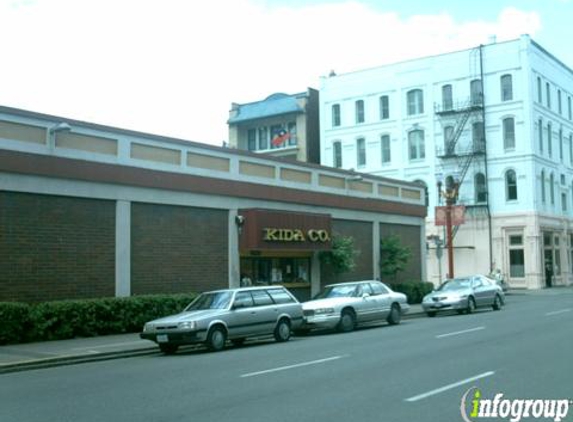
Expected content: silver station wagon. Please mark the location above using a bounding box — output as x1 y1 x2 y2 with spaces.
140 286 304 354
301 280 410 332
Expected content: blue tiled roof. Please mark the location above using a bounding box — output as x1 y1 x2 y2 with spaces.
228 93 304 124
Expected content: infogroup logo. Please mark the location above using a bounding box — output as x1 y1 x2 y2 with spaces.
460 387 571 422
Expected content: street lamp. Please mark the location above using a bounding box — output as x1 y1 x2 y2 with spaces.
436 172 460 278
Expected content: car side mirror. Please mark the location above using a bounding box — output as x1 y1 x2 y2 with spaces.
232 302 246 310
362 293 370 299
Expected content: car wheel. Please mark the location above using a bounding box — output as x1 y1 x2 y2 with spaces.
206 326 227 352
466 297 476 314
159 343 179 355
338 309 356 332
231 338 246 347
492 294 503 311
274 318 291 342
427 311 437 318
387 304 401 325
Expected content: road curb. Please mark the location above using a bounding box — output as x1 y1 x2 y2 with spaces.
0 347 158 375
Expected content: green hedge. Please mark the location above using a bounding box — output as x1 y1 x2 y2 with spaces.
0 293 198 345
389 281 434 304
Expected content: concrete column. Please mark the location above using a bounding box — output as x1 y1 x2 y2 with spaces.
373 221 380 280
115 200 131 297
228 209 241 288
311 252 321 297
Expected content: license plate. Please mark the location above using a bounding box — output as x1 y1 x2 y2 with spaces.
157 334 169 343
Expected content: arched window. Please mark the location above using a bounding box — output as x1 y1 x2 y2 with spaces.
506 170 518 201
408 129 425 160
407 89 424 115
470 79 483 105
503 117 515 150
444 125 454 155
475 173 487 203
500 74 513 101
442 84 453 111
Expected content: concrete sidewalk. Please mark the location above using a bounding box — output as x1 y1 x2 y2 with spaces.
0 303 436 374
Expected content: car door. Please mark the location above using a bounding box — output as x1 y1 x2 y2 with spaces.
251 289 279 334
370 282 392 319
471 277 490 307
353 283 380 322
229 291 258 338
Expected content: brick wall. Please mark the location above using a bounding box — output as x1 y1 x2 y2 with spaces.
131 203 228 295
0 191 115 302
379 223 422 283
320 219 373 287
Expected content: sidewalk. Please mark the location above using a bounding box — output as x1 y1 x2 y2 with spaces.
0 303 421 374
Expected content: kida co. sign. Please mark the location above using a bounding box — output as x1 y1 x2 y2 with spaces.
263 228 331 243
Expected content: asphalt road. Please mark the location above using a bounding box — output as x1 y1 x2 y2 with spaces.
1 290 572 422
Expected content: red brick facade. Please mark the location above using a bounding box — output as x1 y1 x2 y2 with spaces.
131 203 228 295
0 192 115 302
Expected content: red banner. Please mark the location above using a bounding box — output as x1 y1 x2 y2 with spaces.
435 205 465 226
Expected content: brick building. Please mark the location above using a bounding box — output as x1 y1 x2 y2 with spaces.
0 105 426 303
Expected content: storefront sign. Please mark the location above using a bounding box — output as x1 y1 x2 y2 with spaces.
239 209 332 251
263 228 331 243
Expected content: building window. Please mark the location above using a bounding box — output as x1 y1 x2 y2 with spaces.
408 129 425 160
472 121 484 152
538 118 543 153
379 95 389 120
414 180 429 206
506 170 517 201
355 100 365 124
548 123 552 157
500 74 513 101
381 134 391 163
570 133 573 165
503 117 515 150
475 173 487 203
332 104 341 127
541 170 546 203
562 193 567 212
559 128 564 161
470 79 482 105
356 137 366 167
333 141 342 168
407 89 424 115
247 129 257 151
546 82 551 109
258 127 268 150
550 173 555 205
558 90 562 114
444 125 454 155
537 77 542 103
568 96 572 120
442 84 453 111
508 234 525 278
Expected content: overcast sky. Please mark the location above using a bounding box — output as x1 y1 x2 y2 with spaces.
1 0 572 146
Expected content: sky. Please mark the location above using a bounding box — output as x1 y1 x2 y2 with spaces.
1 0 572 146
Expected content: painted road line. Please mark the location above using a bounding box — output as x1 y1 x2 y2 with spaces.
436 326 486 339
241 355 348 378
545 308 572 316
405 371 495 402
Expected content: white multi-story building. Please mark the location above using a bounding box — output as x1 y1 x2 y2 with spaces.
320 35 573 289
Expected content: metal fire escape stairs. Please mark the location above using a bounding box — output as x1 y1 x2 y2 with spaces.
435 49 488 245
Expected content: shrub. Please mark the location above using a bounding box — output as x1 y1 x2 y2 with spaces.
0 293 198 345
389 281 434 304
0 302 32 345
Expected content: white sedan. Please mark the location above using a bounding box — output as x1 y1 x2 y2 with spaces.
301 280 410 332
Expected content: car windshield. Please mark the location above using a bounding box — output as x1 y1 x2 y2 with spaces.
314 285 359 299
184 292 233 311
438 278 472 291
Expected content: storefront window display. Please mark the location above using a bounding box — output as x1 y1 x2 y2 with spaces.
240 257 311 286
